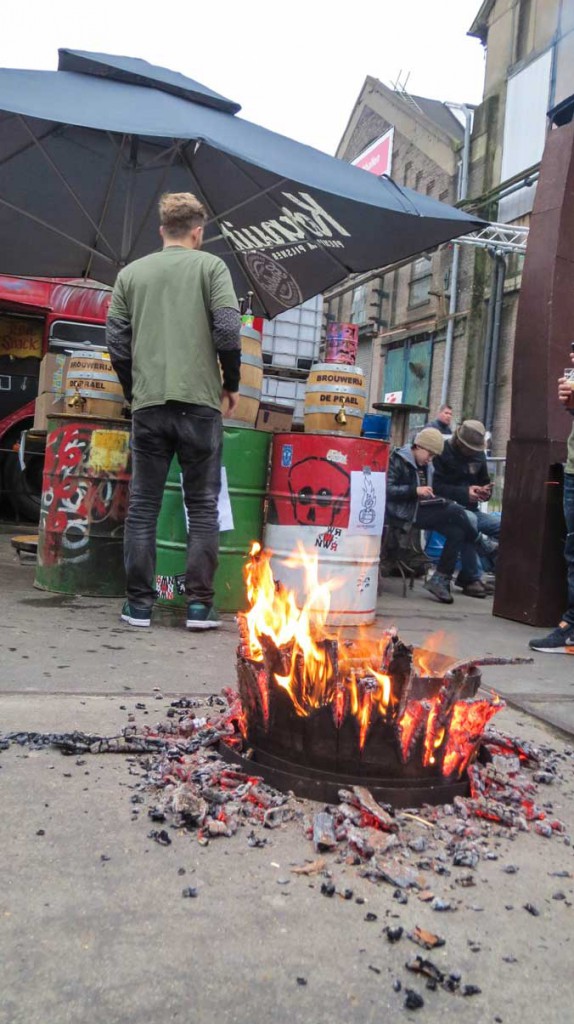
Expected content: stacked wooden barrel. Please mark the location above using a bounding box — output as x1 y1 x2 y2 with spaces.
303 363 366 436
65 351 124 417
224 325 264 428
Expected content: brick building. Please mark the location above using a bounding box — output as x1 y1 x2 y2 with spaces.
326 77 474 438
327 1 574 457
462 0 574 454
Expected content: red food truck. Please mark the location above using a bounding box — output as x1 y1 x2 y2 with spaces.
0 275 111 518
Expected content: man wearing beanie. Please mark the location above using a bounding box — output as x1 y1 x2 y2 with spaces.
433 419 500 597
386 427 479 604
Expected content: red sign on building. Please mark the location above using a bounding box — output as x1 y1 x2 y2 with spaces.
352 128 394 177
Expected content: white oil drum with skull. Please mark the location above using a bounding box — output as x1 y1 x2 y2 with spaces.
263 432 389 625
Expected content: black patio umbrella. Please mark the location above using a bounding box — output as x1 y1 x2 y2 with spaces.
0 49 485 317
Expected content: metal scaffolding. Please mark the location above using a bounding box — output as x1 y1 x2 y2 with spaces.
457 221 529 254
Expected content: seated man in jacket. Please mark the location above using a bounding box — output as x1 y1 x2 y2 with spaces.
386 427 479 604
432 419 500 597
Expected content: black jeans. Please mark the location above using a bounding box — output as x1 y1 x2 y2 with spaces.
415 500 479 579
125 402 223 609
564 472 574 627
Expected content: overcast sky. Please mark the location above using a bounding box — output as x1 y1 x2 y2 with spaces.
1 0 486 155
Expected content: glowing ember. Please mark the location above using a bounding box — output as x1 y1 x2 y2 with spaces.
237 544 505 783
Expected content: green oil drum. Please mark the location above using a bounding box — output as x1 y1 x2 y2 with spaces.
35 415 131 596
155 426 270 614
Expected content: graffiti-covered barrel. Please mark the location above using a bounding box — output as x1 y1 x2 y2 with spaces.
264 433 389 625
35 415 131 596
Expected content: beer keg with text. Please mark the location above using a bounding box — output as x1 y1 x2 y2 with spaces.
65 351 124 418
303 363 366 435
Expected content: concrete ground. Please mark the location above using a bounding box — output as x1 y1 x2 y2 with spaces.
1 526 574 1024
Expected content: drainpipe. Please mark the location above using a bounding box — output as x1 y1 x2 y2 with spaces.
480 254 499 422
440 105 473 406
484 253 506 434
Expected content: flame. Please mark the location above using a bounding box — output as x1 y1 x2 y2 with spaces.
241 545 503 763
414 631 458 677
242 544 392 744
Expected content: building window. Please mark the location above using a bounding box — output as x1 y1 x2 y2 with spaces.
439 187 450 203
403 161 412 187
408 256 433 307
415 170 424 191
350 283 368 325
516 0 533 62
426 179 435 196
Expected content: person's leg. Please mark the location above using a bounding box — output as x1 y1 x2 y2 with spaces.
563 472 574 627
124 406 173 615
529 472 574 651
417 504 477 575
175 404 223 611
475 510 501 540
416 504 474 602
456 509 484 582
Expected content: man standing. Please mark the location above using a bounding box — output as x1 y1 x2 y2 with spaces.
426 404 454 436
529 351 574 654
106 192 241 631
432 420 499 598
385 427 479 604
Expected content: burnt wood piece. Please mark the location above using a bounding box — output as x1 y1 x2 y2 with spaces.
395 700 431 766
237 656 264 733
494 117 574 625
423 669 469 771
348 785 398 831
388 641 417 721
313 811 338 851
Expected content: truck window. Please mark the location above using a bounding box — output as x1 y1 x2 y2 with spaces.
48 319 108 354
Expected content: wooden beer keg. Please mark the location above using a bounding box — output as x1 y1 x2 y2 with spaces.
303 363 366 435
65 352 124 418
224 325 263 428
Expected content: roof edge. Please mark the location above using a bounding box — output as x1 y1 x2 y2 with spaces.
468 0 495 44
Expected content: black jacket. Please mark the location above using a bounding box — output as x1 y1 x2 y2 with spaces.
433 439 490 509
425 417 452 436
386 444 434 523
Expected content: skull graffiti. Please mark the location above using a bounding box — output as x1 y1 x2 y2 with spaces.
288 456 350 526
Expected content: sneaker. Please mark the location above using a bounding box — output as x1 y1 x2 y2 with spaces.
120 601 151 627
423 572 454 604
186 602 221 631
528 622 574 654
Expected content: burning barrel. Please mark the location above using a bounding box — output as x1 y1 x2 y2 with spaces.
155 426 271 614
263 432 389 625
35 415 131 596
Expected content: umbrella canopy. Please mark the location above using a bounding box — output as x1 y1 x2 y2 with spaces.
0 49 485 317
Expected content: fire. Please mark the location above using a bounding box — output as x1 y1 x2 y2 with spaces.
413 631 458 677
243 543 393 735
240 544 503 772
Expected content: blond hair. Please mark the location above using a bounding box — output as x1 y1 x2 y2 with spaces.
159 192 207 238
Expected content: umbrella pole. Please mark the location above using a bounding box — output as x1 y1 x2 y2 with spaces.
120 136 139 265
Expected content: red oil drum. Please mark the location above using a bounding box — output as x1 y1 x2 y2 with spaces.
263 432 389 625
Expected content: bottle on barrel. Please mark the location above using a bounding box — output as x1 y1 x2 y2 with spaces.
241 291 255 329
